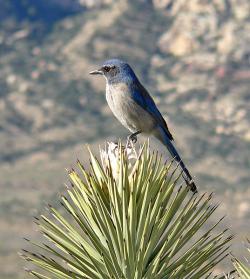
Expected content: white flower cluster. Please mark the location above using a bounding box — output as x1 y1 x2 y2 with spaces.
100 141 139 179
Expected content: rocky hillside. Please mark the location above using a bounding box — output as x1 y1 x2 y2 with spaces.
0 0 249 277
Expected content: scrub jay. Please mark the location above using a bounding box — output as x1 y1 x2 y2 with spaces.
90 59 197 192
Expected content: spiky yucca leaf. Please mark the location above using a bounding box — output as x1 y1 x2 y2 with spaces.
21 142 232 278
233 241 250 279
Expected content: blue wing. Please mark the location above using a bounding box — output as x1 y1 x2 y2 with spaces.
131 81 174 141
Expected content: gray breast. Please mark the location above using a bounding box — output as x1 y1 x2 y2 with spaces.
106 83 156 133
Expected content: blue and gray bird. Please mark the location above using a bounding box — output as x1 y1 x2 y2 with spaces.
90 59 197 192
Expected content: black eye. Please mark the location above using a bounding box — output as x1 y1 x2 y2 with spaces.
103 65 115 72
103 66 111 72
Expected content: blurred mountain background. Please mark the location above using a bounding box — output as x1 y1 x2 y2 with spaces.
0 0 249 277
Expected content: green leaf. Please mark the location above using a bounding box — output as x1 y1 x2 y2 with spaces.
21 141 232 279
233 241 250 279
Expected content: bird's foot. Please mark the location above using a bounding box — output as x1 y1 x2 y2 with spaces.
126 135 135 149
127 131 141 145
127 134 138 144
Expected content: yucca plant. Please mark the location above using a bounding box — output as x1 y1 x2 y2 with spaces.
21 141 233 278
232 241 250 278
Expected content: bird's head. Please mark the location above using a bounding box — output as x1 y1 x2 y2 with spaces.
89 59 137 84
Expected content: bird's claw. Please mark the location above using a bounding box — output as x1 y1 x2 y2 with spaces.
128 134 137 144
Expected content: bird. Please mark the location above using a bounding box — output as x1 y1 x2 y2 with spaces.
89 59 197 193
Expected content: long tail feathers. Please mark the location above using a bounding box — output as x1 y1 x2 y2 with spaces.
157 127 197 193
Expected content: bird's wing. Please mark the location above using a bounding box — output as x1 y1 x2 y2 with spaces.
131 82 174 141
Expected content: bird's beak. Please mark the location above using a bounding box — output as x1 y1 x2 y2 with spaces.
89 69 103 75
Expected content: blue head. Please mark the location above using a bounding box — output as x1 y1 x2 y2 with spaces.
89 59 138 84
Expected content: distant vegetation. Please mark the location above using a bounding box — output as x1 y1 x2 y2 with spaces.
0 0 249 277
